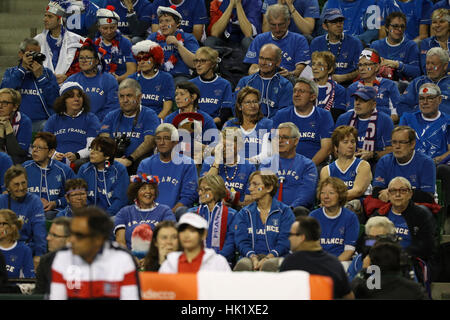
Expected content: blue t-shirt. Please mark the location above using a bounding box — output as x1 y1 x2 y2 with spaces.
129 70 175 116
399 111 450 159
328 157 364 190
387 209 412 249
310 34 363 75
151 0 208 34
272 106 334 159
309 207 359 257
335 110 393 152
244 31 311 72
46 32 60 70
0 242 35 279
189 75 234 119
99 106 161 157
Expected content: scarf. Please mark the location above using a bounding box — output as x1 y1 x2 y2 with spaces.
321 77 336 111
95 32 121 74
156 30 184 72
197 202 229 251
349 109 378 152
11 111 21 136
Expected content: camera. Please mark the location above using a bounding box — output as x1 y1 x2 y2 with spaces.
115 135 131 158
26 51 46 64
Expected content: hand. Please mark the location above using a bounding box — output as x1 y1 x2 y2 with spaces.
64 152 77 162
21 51 35 70
55 74 67 84
54 152 65 161
278 67 290 78
29 60 44 78
380 58 399 69
165 35 179 47
355 148 374 161
122 0 134 10
42 199 57 212
250 255 260 271
112 73 120 81
114 157 132 167
378 189 390 202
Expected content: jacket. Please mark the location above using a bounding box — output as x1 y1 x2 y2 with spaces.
234 198 295 258
23 159 76 209
159 248 232 273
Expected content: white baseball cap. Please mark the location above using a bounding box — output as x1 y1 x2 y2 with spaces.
177 213 208 230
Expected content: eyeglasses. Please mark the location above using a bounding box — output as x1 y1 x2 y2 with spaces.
88 148 103 153
259 56 276 63
0 101 14 107
242 100 259 106
193 59 209 65
135 54 152 62
31 145 49 151
391 140 411 145
419 95 439 102
389 24 406 30
388 188 410 195
48 231 69 238
79 56 95 61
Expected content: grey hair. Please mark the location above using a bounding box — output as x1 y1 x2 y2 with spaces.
278 122 300 139
295 77 319 96
118 78 142 96
388 176 412 190
155 123 179 141
261 43 282 62
265 3 290 23
427 47 450 65
419 82 442 96
365 216 396 236
19 38 40 52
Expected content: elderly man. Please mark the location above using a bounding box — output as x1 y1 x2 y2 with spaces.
34 1 86 84
335 86 394 165
372 126 436 204
137 123 198 220
398 47 450 116
235 43 293 119
372 177 436 262
99 78 160 175
400 83 450 163
272 78 334 168
244 3 310 82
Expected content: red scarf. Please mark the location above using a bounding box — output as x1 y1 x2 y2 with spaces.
156 31 184 72
94 37 119 74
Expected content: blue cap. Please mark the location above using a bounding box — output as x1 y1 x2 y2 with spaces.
322 8 345 22
351 86 377 101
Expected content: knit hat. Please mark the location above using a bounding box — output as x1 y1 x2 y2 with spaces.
131 40 165 66
96 5 120 25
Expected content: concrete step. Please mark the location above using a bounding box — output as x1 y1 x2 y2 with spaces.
431 282 450 300
0 13 43 30
0 28 36 44
0 0 48 13
441 235 450 244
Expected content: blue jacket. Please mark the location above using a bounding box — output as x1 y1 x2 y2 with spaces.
0 193 47 256
0 152 13 193
77 161 130 216
23 159 75 209
234 72 293 119
234 198 295 258
0 65 58 121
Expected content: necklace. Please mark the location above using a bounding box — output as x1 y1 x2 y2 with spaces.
326 33 343 61
224 164 238 181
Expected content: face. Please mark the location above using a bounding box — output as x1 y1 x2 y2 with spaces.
174 88 195 110
354 96 376 119
159 14 178 36
69 216 101 259
336 134 357 157
386 17 406 42
119 88 141 115
311 56 330 80
240 93 260 118
319 183 340 209
137 184 157 207
98 24 118 42
65 89 84 115
66 188 88 209
155 131 178 155
391 130 415 162
368 225 388 238
0 215 11 242
19 44 41 60
426 54 448 81
277 127 298 155
47 223 69 252
388 179 413 210
155 226 178 252
179 226 205 251
431 15 449 38
289 221 304 251
293 82 316 110
89 146 107 165
419 92 442 118
248 175 271 201
268 15 289 39
258 46 280 77
194 52 214 77
324 18 344 37
31 138 52 165
358 57 379 80
43 12 60 31
79 49 98 72
198 181 214 205
8 174 28 200
136 52 155 73
0 93 18 118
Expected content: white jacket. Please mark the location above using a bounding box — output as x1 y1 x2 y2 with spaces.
159 248 231 273
34 28 85 75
